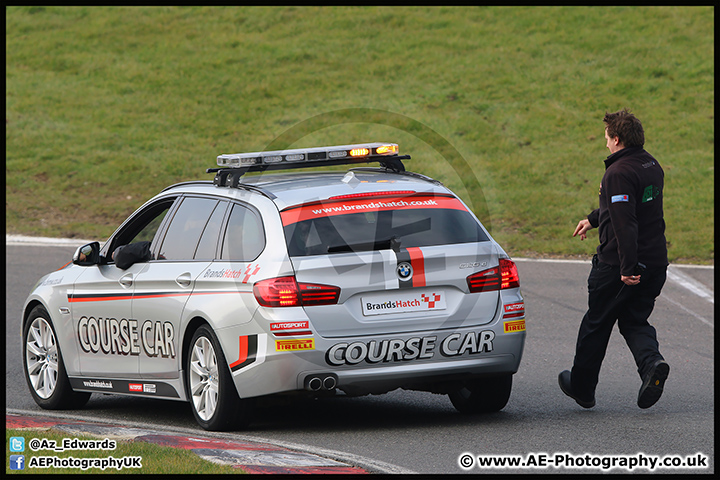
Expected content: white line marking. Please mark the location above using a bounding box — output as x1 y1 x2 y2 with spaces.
515 257 714 305
667 266 714 304
6 235 97 247
514 257 590 265
660 295 713 329
513 257 714 270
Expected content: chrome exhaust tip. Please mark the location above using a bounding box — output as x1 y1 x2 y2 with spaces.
306 376 322 391
323 375 337 390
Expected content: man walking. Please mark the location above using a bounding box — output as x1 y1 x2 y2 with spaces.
559 108 670 409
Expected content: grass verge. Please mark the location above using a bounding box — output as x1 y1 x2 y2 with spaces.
6 6 714 263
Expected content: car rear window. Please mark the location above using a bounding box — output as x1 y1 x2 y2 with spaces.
281 193 488 257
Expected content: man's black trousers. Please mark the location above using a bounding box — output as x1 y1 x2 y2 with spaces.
571 255 667 398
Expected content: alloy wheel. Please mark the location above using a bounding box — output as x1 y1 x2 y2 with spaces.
25 317 60 399
189 336 219 421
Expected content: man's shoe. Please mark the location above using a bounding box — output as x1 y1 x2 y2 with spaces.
638 360 669 409
558 370 595 408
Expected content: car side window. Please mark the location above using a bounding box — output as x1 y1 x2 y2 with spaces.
133 208 170 244
106 198 176 262
220 203 265 261
158 197 220 261
194 201 228 260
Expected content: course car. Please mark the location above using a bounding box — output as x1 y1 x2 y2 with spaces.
22 142 526 431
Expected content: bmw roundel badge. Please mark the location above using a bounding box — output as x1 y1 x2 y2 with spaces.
397 262 413 281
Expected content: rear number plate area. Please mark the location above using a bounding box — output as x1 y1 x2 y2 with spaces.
361 290 446 316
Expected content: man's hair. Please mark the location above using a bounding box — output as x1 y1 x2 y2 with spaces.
603 108 644 148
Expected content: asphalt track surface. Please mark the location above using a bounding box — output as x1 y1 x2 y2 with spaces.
6 237 714 474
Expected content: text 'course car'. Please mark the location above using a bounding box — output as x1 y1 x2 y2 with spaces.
22 142 526 430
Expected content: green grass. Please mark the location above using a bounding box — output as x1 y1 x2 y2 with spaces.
6 428 242 474
6 6 714 263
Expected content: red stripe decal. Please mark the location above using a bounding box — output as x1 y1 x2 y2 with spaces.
407 247 426 287
272 330 313 337
68 295 132 303
229 336 249 369
68 291 251 303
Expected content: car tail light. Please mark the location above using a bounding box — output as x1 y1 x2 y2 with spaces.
253 276 340 307
254 277 299 307
299 282 341 306
466 267 501 292
467 258 520 293
499 258 520 289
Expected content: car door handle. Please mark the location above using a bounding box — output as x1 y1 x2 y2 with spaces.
176 272 192 288
119 273 134 289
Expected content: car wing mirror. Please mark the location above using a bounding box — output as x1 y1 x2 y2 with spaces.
73 242 100 266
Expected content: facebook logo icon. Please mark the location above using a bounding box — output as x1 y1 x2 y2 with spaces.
10 455 25 470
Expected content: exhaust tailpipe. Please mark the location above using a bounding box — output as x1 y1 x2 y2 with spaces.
306 376 323 391
323 375 337 390
304 374 337 392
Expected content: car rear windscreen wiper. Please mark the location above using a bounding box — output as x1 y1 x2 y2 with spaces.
327 236 401 253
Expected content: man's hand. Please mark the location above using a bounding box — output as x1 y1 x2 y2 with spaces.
573 219 593 240
621 274 641 286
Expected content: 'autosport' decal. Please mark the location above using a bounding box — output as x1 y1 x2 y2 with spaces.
503 302 525 317
77 316 175 358
270 321 312 336
325 330 495 366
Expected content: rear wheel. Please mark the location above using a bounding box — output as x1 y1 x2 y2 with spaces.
23 305 91 409
449 375 512 414
187 325 253 431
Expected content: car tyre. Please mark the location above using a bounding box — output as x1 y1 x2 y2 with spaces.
449 375 512 414
187 325 253 431
23 305 91 410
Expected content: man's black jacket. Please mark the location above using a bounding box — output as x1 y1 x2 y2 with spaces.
113 241 153 270
587 146 668 276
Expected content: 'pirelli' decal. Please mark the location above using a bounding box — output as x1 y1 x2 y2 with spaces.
504 319 526 333
276 338 315 352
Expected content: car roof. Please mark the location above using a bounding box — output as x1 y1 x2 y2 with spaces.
163 169 451 211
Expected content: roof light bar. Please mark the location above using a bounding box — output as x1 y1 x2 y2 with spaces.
210 143 410 186
215 143 405 170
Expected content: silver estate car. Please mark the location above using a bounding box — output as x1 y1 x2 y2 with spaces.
22 143 526 431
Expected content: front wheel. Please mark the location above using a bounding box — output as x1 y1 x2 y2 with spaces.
187 325 253 431
449 375 512 414
23 305 91 410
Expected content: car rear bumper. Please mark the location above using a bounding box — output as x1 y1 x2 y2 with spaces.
222 318 525 399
